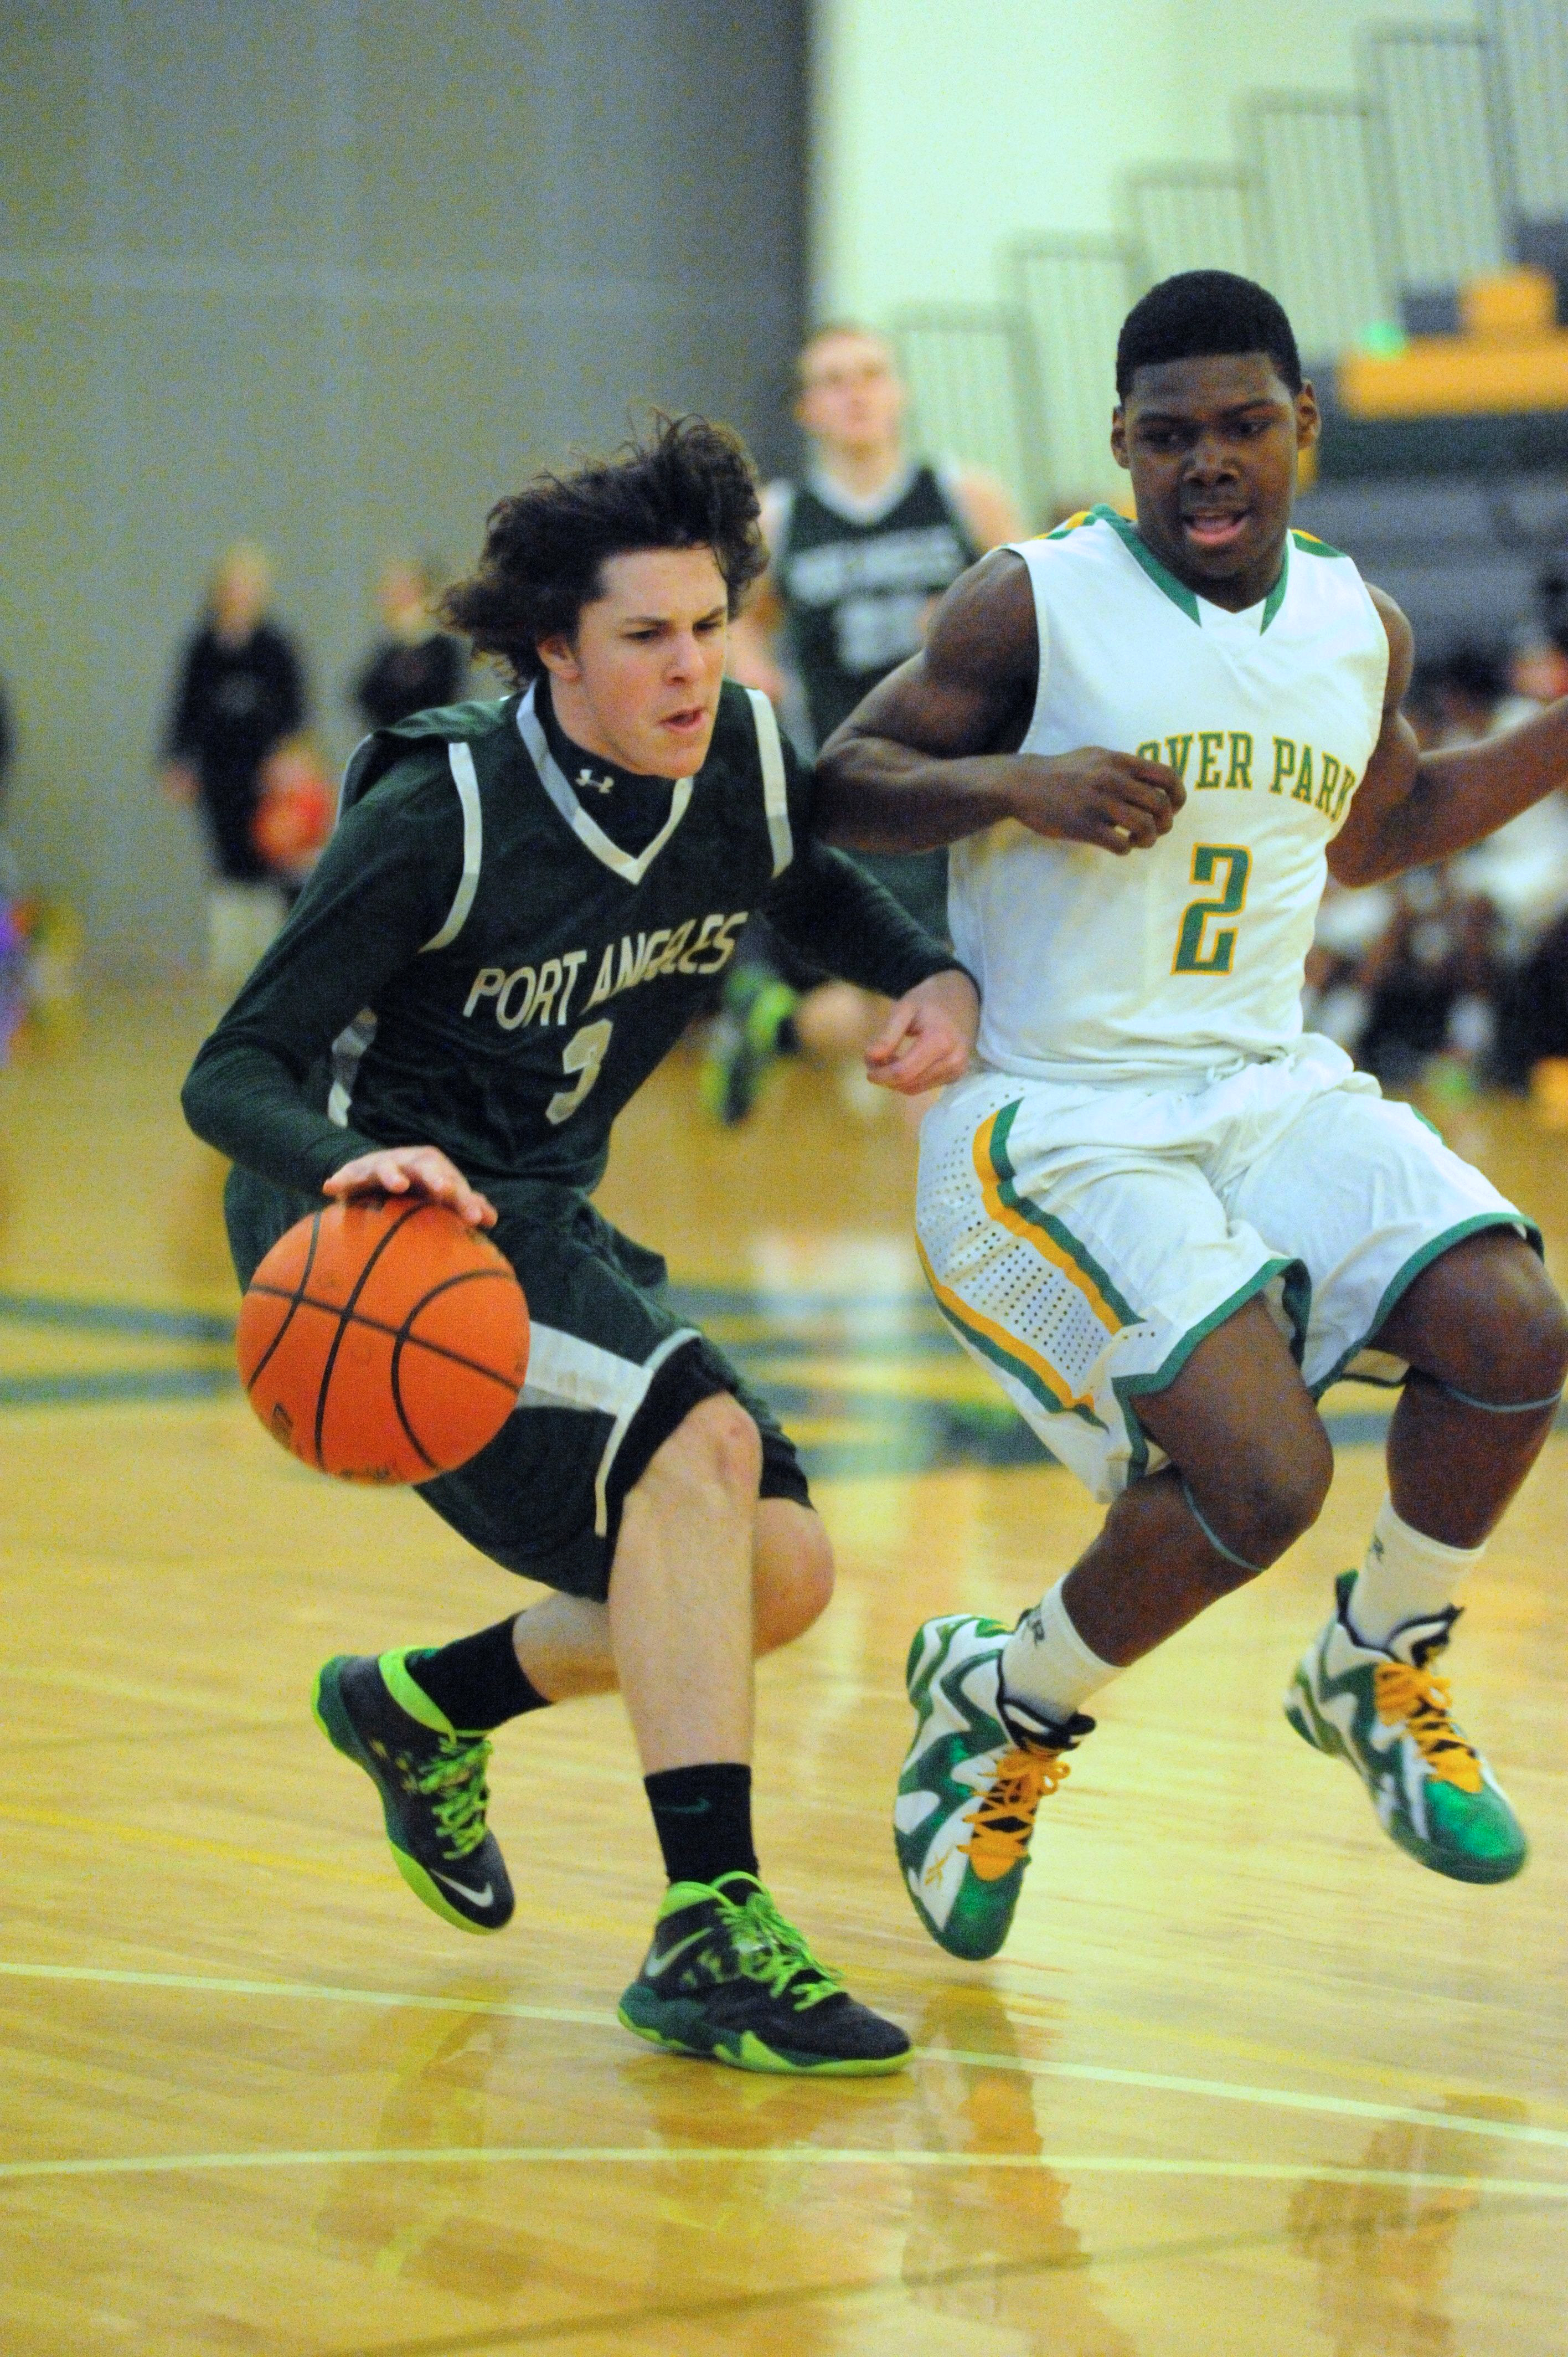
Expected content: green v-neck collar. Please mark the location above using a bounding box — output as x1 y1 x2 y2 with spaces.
1090 504 1290 634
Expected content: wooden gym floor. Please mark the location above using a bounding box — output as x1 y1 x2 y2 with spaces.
2 989 1565 2356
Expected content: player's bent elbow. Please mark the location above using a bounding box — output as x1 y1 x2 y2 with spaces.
179 1060 228 1156
1325 839 1395 891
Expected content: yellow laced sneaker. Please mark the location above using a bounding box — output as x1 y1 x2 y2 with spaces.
1285 1573 1526 1885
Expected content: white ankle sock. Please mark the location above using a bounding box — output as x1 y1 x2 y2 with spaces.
1348 1498 1484 1648
1000 1579 1119 1727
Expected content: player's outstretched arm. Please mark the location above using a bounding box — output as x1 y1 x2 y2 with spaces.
815 550 1185 856
1332 589 1568 887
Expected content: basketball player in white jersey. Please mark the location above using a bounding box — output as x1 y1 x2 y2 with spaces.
818 271 1568 1962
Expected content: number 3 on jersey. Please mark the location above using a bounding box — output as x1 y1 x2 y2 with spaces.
547 1018 613 1125
1173 844 1251 976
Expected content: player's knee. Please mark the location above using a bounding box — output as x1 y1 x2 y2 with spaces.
1192 1424 1332 1576
665 1391 764 1507
1465 1254 1568 1401
1397 1232 1568 1402
754 1509 834 1653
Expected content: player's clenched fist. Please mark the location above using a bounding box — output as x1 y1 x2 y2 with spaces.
1002 747 1185 853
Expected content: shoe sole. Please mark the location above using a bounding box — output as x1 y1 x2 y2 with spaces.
311 1658 506 1936
616 1990 909 2077
1284 1681 1527 1886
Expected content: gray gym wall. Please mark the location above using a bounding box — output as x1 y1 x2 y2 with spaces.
0 1 808 975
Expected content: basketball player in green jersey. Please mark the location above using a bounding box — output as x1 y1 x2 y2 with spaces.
708 325 1020 1120
183 418 979 2072
818 274 1568 1962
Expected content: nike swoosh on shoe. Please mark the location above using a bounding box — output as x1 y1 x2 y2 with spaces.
642 1929 711 1980
432 1871 496 1906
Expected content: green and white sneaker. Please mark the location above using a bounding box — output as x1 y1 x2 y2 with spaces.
894 1615 1092 1960
312 1650 515 1933
1285 1573 1526 1886
618 1872 910 2075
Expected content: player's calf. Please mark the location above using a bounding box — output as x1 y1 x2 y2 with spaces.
753 1499 834 1653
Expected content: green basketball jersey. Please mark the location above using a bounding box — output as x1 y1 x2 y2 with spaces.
184 678 955 1200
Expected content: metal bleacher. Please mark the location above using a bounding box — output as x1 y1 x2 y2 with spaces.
893 0 1568 658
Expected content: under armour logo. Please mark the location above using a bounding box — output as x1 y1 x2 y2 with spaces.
576 765 616 796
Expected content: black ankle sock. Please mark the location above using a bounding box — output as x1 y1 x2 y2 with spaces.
644 1763 757 1887
404 1617 548 1732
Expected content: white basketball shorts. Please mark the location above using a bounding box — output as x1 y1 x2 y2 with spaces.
916 1035 1533 1501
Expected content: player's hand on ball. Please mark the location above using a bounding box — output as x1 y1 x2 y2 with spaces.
1005 747 1185 853
324 1145 498 1230
865 969 979 1094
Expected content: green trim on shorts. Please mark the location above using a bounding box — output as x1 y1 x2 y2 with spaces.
989 1100 1142 1328
1308 1211 1540 1403
925 1282 1107 1429
1112 1253 1304 1485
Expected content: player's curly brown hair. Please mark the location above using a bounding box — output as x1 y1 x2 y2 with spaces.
441 414 767 685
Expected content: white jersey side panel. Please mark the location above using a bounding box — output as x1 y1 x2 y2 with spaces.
948 511 1390 1080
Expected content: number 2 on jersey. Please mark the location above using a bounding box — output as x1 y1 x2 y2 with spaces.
546 1018 613 1126
1173 844 1251 976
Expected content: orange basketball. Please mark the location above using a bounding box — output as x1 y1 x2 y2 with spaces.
236 1196 529 1483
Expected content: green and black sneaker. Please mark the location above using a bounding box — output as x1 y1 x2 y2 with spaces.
1285 1572 1527 1885
618 1872 910 2075
699 969 798 1126
894 1614 1092 1960
312 1650 514 1933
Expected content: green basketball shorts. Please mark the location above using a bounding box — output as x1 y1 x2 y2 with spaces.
225 1166 809 1601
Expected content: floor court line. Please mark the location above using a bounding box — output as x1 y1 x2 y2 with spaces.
0 1962 613 2032
1 2144 1565 2194
0 1808 397 1889
2 1963 1564 2155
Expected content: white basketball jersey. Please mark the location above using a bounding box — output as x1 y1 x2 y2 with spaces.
948 506 1389 1080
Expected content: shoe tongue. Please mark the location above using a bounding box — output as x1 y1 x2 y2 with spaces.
997 1691 1094 1751
709 1870 765 1899
1385 1604 1462 1667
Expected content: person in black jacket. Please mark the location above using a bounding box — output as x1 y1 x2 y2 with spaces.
350 559 466 732
162 543 307 986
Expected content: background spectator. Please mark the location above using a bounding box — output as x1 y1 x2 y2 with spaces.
162 542 308 989
350 558 466 734
1308 615 1568 1097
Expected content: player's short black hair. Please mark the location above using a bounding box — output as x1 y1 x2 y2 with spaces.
442 414 767 685
795 320 894 386
1116 271 1303 400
